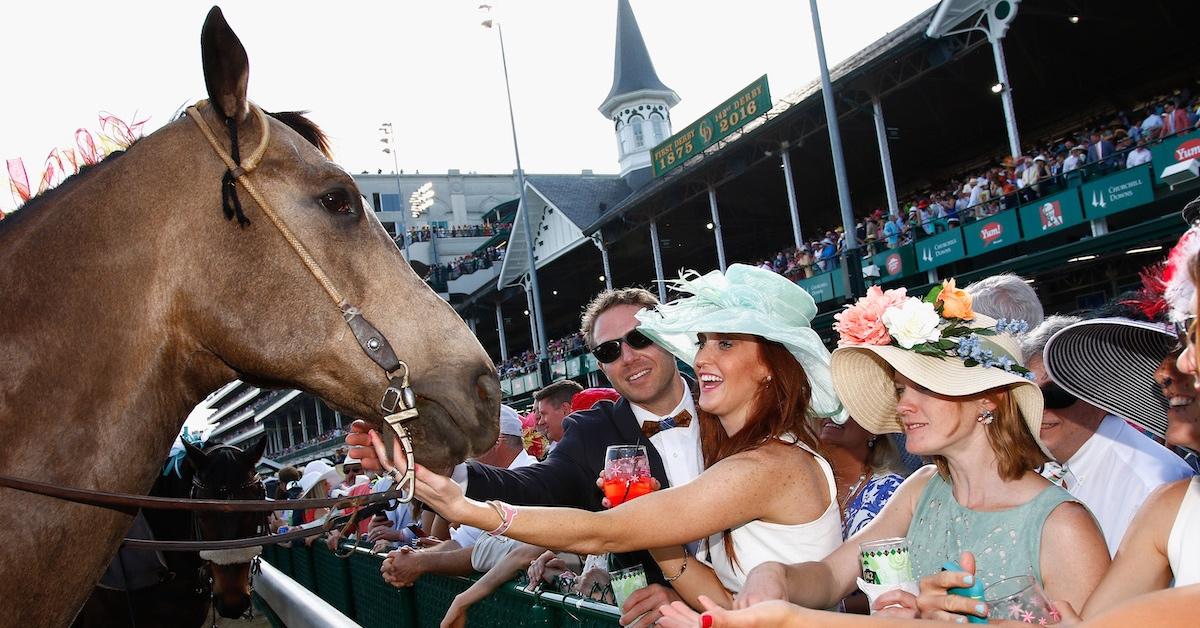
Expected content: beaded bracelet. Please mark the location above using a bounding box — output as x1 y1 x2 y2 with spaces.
485 500 517 536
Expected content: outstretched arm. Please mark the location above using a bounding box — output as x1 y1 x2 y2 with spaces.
414 445 815 556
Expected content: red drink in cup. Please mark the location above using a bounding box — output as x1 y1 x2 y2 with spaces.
603 445 652 507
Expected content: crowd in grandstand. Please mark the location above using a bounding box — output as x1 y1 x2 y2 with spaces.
408 222 513 243
423 246 506 291
495 332 589 378
755 90 1200 281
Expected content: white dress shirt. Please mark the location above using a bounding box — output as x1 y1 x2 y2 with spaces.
449 449 537 549
1126 148 1152 168
630 378 704 489
1064 415 1195 556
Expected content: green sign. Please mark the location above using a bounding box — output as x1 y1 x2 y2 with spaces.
796 270 845 303
651 75 771 177
511 377 525 396
551 360 567 379
1149 128 1200 183
964 209 1021 256
916 227 966 271
872 244 916 282
566 356 581 378
500 379 512 396
524 373 540 392
583 353 600 373
1082 165 1154 219
1018 190 1085 239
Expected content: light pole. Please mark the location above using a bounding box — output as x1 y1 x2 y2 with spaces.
379 122 408 251
482 6 549 379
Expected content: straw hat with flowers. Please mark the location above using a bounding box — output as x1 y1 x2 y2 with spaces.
831 279 1050 457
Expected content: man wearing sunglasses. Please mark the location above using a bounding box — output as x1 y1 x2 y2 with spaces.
438 288 698 627
1024 316 1193 556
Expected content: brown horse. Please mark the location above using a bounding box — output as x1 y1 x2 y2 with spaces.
72 437 269 627
0 7 499 627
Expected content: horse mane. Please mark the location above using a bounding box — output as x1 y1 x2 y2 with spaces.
266 110 332 160
1 108 331 228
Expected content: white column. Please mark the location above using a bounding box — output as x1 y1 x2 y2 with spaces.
708 185 727 272
495 302 509 362
780 146 804 250
594 235 614 291
286 417 295 448
314 399 324 436
523 280 541 351
871 95 900 218
299 407 308 442
991 37 1021 158
649 220 667 303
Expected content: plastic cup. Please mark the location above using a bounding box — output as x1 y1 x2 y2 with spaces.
859 537 913 586
985 575 1059 624
610 564 647 608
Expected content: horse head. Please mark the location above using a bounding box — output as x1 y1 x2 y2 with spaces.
183 436 267 619
177 8 500 468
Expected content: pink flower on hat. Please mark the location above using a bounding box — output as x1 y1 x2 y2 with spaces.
834 285 909 347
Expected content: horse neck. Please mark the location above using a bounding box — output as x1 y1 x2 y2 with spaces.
0 121 233 490
146 465 205 572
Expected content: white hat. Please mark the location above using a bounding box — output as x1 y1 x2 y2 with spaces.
499 404 523 437
343 454 361 466
298 460 341 496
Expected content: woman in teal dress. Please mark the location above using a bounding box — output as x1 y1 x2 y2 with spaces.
726 282 1111 622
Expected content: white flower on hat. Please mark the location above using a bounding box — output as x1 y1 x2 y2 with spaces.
882 298 941 349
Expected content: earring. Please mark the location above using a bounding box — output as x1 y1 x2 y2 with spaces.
867 436 878 448
977 408 995 425
763 374 773 386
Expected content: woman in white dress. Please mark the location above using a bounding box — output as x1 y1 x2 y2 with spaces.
412 264 845 611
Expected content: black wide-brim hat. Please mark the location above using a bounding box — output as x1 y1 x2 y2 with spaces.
1043 317 1177 438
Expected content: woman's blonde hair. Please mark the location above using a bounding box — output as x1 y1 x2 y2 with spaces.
932 388 1047 481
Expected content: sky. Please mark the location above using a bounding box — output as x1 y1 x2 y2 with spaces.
3 0 937 434
1 0 938 214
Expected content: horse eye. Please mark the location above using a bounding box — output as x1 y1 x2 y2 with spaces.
319 190 356 215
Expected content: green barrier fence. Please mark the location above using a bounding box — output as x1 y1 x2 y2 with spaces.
259 542 623 627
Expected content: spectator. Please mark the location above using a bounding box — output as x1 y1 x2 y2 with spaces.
1141 104 1165 140
964 272 1044 330
1063 144 1086 173
1087 131 1116 166
533 379 584 449
1163 100 1190 137
1126 139 1153 168
736 284 1109 619
1023 316 1193 555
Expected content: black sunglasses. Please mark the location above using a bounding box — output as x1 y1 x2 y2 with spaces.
591 329 654 364
1040 381 1078 410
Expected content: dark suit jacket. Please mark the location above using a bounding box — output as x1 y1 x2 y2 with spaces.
464 395 680 585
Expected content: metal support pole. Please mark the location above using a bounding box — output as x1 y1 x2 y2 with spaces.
467 317 478 335
649 220 667 303
495 301 509 362
594 236 614 291
523 281 541 353
810 0 864 299
299 406 308 442
314 399 324 436
707 185 727 272
495 22 548 371
871 95 900 219
991 37 1021 158
286 416 295 448
334 410 343 429
780 146 804 250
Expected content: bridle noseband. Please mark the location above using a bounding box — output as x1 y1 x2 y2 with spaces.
0 100 422 553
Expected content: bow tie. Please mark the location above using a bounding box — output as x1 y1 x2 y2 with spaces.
642 410 692 439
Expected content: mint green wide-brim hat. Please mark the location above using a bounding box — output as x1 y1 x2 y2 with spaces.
634 264 846 421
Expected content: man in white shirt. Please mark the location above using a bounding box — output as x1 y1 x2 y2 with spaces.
1126 140 1153 169
1062 145 1086 173
1024 317 1194 555
380 405 537 586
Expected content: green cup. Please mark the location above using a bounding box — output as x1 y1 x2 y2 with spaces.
859 537 914 585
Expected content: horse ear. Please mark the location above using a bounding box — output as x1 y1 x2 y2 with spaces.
242 436 267 468
182 439 208 471
200 6 250 122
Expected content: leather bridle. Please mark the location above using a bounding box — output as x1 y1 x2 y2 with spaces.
0 100 421 554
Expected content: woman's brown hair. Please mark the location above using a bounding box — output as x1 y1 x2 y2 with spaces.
931 388 1047 481
697 337 822 568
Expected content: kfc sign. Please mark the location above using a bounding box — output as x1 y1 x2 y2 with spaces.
886 253 902 276
979 222 1004 244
